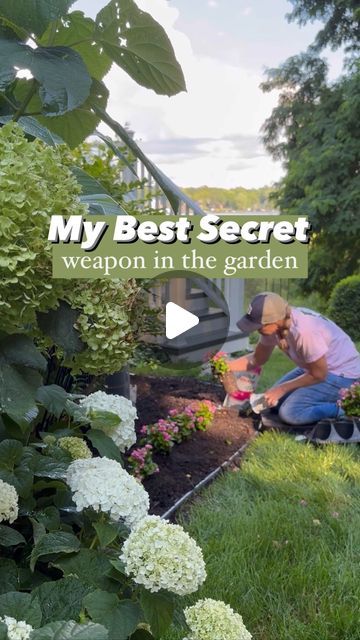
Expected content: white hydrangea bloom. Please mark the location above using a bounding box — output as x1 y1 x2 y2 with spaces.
0 479 18 524
66 457 149 528
0 616 33 640
183 598 252 640
120 515 206 595
80 391 137 452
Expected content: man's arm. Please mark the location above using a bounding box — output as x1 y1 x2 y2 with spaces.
264 356 328 406
228 341 275 372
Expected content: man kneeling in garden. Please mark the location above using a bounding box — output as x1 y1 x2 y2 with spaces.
228 292 360 426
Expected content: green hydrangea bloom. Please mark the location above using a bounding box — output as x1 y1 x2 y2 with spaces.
58 437 92 460
183 598 252 640
0 122 147 376
0 122 85 332
62 278 140 375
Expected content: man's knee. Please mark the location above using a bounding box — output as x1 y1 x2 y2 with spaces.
278 400 305 425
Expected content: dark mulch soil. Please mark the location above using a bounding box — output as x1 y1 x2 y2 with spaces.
132 375 257 515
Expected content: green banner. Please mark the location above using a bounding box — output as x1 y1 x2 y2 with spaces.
51 214 309 279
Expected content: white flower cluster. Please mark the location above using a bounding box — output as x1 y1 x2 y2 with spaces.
120 515 206 595
0 616 33 640
183 599 252 640
0 479 18 524
80 391 137 452
66 457 149 528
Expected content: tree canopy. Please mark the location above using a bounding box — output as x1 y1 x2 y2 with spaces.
286 0 360 53
262 0 359 297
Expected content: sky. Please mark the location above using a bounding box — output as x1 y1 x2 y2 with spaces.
75 0 344 189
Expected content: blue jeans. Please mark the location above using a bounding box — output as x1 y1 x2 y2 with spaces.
271 367 357 425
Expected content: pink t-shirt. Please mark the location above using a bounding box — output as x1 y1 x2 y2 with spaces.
260 307 360 378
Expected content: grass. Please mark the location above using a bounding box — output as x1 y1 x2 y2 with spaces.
133 341 359 389
255 347 293 392
164 433 360 640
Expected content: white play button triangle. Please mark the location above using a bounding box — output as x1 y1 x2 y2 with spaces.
166 302 199 340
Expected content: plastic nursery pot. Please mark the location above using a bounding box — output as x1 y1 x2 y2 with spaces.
220 370 239 395
334 419 354 439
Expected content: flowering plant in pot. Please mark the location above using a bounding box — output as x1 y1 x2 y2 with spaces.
140 419 180 453
192 401 217 431
338 382 360 417
168 407 197 440
208 352 239 395
127 444 159 481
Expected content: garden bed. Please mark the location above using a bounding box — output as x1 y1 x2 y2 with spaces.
133 374 257 515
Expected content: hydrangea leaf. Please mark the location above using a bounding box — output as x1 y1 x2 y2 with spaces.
86 429 123 464
0 438 23 469
30 620 109 640
140 590 174 639
0 39 92 115
83 591 141 640
30 532 80 572
93 521 121 548
0 0 76 37
0 334 46 373
37 301 85 361
0 524 26 547
52 549 115 591
35 505 61 532
0 558 19 593
36 385 73 419
95 0 186 96
0 364 41 430
32 578 92 625
0 333 46 428
87 410 121 433
32 454 69 480
0 440 35 497
0 591 42 628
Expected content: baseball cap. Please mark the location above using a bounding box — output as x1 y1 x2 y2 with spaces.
237 292 288 334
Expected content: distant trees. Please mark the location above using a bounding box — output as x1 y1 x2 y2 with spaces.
183 186 275 212
261 0 359 297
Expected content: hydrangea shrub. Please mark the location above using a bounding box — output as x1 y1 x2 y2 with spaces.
0 384 252 639
0 123 150 376
0 122 83 332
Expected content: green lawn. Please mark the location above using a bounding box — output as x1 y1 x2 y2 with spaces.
133 341 360 390
255 347 293 392
164 433 360 640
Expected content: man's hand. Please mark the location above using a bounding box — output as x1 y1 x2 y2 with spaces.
263 386 287 407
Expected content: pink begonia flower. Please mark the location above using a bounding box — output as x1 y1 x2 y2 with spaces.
169 409 178 417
